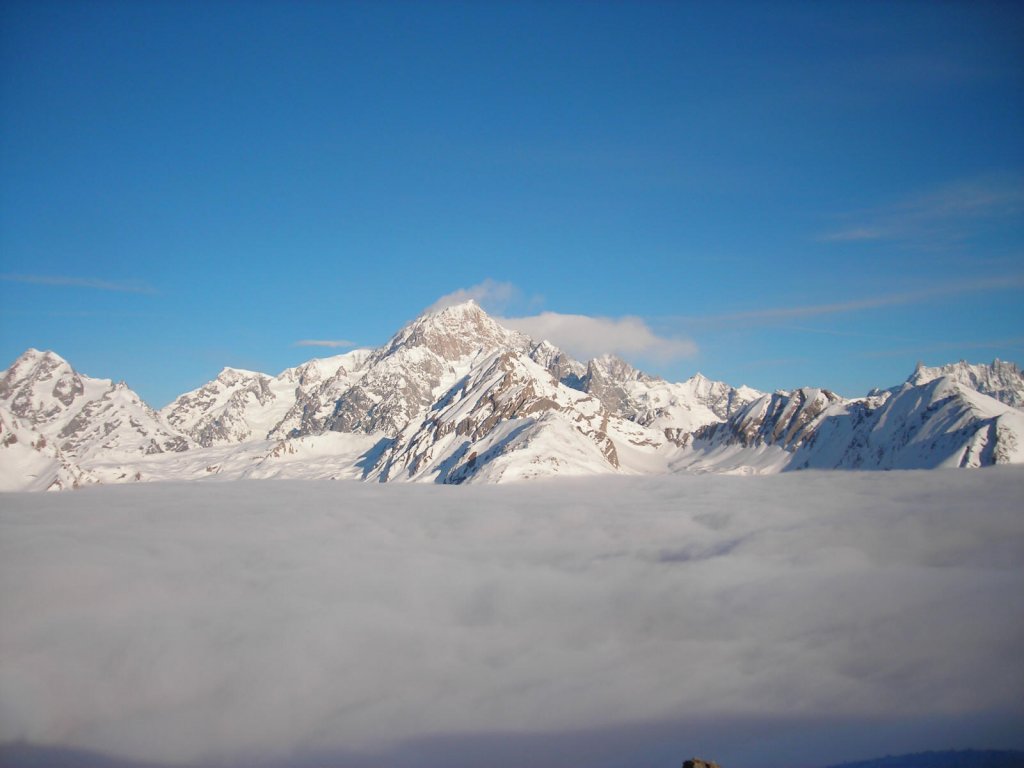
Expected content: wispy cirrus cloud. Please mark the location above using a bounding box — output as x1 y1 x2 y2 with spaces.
678 273 1024 327
0 273 157 294
293 339 355 348
860 336 1024 360
818 227 887 243
818 174 1024 246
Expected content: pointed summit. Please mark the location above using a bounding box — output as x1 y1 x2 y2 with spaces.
422 297 483 317
378 299 530 363
0 347 103 422
326 301 534 437
4 348 72 378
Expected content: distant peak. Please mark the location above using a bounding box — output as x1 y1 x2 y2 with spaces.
410 299 502 331
217 366 264 380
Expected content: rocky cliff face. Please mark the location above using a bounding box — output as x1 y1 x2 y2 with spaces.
367 349 625 483
696 387 843 451
326 301 533 436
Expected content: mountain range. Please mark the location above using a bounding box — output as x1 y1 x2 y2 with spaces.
2 300 1023 491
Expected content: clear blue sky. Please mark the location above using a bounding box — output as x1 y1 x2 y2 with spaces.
2 0 1022 406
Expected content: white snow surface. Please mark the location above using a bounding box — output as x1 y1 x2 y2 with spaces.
1 469 1022 768
0 406 95 491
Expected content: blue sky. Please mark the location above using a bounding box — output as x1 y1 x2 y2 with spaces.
1 0 1022 406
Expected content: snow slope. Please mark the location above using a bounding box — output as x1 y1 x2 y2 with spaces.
0 406 95 491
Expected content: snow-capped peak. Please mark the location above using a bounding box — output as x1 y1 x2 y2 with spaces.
376 299 532 363
906 359 1024 409
0 348 192 473
1 347 112 428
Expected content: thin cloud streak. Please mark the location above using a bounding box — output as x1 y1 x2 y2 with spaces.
818 174 1024 245
778 324 928 344
818 228 886 243
860 336 1024 360
294 339 356 349
0 273 157 294
676 274 1024 327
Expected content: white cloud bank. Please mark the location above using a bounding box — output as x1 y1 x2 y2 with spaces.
1 469 1023 768
499 310 697 362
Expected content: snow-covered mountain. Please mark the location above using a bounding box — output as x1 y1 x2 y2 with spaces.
367 349 627 483
0 349 192 462
571 354 762 442
160 350 371 446
3 305 1022 491
682 377 1024 473
325 301 533 436
905 358 1024 409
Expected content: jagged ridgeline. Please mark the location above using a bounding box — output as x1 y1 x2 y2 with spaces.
3 301 1023 490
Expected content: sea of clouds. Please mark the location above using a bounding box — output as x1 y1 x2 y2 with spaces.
1 469 1023 768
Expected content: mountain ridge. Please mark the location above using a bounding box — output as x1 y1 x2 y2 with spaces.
3 301 1023 491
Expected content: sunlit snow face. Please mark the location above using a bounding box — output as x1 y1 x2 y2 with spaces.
1 469 1023 768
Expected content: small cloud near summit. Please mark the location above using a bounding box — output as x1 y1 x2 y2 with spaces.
426 279 519 314
499 311 697 363
429 279 698 363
